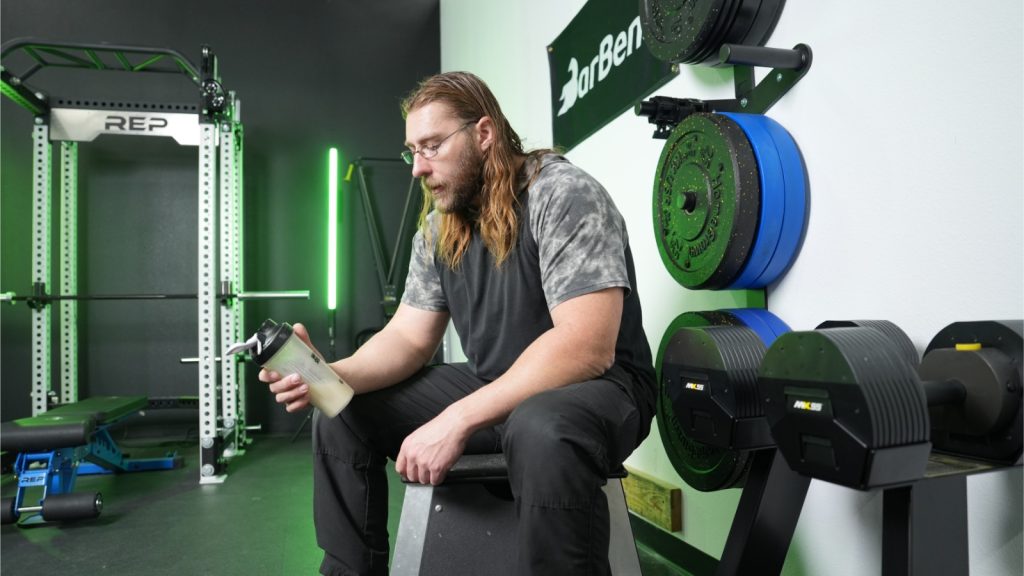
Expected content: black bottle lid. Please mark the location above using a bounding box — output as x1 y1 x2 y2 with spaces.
253 319 293 366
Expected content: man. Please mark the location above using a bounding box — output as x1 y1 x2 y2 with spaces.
261 71 655 575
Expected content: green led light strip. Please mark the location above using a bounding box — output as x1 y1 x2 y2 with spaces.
328 148 339 311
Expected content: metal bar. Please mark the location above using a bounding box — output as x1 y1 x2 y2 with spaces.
6 290 310 302
31 123 52 417
236 290 308 300
113 51 133 71
132 53 167 72
357 164 390 294
84 49 105 70
714 449 810 576
718 44 807 70
2 39 201 81
219 120 239 453
233 117 248 448
882 475 969 576
22 46 47 66
197 122 222 484
59 142 79 405
180 357 231 364
386 176 418 285
1 69 49 115
36 47 95 68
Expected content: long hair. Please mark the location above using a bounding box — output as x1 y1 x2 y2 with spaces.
402 71 551 268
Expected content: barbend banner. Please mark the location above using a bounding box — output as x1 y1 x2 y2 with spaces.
548 0 676 151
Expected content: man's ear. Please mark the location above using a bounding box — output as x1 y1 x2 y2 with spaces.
475 116 496 152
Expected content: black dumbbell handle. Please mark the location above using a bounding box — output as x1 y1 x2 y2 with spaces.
921 378 966 407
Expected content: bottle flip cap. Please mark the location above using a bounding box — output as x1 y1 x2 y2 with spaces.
225 319 294 366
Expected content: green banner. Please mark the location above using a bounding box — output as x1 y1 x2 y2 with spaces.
548 0 676 151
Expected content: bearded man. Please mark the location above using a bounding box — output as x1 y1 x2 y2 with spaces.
262 71 655 576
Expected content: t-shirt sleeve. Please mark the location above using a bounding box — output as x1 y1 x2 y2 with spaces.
401 223 448 312
529 161 631 309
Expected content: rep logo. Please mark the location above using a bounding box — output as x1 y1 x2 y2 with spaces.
104 115 170 132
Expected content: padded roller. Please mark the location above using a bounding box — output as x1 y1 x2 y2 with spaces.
1 498 16 525
0 418 96 452
41 492 103 522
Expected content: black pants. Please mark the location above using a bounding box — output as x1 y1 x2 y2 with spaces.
312 363 652 576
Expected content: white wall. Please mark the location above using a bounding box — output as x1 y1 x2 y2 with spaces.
440 2 1024 575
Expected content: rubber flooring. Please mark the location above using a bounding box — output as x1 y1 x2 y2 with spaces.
1 434 688 575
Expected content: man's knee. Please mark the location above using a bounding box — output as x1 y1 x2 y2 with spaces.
503 391 607 481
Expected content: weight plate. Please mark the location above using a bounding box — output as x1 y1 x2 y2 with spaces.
688 0 742 65
751 116 807 287
699 0 757 65
818 320 919 368
653 113 760 290
723 308 776 346
757 308 792 339
724 307 790 345
720 113 785 289
641 0 729 64
737 0 786 50
656 311 753 491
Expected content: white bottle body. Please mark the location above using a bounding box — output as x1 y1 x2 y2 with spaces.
261 334 353 417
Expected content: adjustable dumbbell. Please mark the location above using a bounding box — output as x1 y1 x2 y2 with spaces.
760 320 1023 489
657 308 791 491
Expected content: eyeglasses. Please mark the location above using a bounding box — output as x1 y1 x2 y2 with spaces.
401 121 475 165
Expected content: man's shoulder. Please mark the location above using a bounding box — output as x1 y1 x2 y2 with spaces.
527 153 605 202
530 153 589 184
414 210 442 247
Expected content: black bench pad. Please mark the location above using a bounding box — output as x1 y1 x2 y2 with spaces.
0 396 147 452
404 453 628 485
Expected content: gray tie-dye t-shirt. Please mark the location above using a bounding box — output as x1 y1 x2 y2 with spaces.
402 154 655 409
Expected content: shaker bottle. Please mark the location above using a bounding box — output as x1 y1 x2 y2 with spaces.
228 319 354 417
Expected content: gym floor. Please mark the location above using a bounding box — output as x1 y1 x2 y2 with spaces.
1 434 689 575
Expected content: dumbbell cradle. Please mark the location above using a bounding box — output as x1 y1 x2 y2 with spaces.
760 320 1023 490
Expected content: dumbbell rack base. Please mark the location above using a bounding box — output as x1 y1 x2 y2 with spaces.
715 448 810 576
882 452 1013 576
882 475 968 576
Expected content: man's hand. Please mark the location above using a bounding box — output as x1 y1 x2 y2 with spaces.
395 409 471 485
258 322 316 413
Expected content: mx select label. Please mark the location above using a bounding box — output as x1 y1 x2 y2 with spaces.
548 0 675 151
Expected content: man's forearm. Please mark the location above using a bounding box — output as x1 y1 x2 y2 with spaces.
330 325 437 394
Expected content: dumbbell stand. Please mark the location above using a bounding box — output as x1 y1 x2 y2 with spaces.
882 474 968 576
715 448 810 576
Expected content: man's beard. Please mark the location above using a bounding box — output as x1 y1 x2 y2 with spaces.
425 143 484 215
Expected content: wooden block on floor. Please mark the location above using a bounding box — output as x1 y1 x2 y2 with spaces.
622 465 681 532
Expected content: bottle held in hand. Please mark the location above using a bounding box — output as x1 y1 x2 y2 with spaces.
228 319 354 417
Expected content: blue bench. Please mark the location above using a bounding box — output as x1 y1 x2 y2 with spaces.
1 396 181 525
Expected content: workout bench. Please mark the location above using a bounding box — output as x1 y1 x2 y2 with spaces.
392 453 642 575
1 396 180 525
